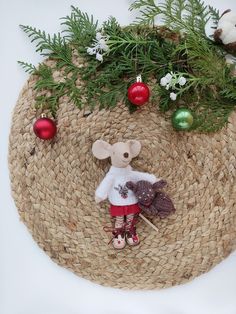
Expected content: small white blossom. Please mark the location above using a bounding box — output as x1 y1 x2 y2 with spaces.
102 44 109 52
165 73 172 83
99 39 109 51
160 77 168 87
96 32 103 41
87 47 96 55
160 72 188 100
86 31 109 62
99 38 106 45
170 92 177 101
178 76 187 86
96 52 103 62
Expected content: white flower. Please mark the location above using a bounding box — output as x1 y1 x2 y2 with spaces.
87 47 96 55
87 32 109 62
160 77 168 86
178 76 187 86
99 38 106 45
170 92 177 101
99 39 109 51
96 32 103 41
102 44 109 52
166 83 170 90
96 52 103 62
165 73 172 83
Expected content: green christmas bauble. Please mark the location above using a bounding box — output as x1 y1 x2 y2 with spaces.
171 108 194 131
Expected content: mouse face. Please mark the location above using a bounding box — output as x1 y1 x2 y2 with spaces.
110 142 133 167
92 139 141 168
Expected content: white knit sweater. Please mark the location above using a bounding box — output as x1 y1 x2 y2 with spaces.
95 165 157 206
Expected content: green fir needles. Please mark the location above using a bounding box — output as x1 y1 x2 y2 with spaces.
18 1 236 132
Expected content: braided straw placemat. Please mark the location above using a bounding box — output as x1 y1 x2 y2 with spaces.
8 69 236 289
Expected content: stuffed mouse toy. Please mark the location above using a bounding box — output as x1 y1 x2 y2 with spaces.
126 180 176 218
92 139 158 249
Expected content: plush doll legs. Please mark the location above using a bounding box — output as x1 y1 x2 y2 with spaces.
125 214 140 246
112 214 140 249
112 216 126 249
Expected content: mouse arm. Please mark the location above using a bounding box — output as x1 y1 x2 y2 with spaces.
95 173 114 203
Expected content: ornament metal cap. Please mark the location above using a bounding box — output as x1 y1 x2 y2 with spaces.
136 74 142 82
41 113 47 118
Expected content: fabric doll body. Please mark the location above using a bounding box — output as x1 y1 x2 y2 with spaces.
92 139 158 249
126 180 175 219
139 191 175 218
95 165 157 248
95 165 156 214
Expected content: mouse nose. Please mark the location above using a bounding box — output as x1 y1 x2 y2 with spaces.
123 152 129 158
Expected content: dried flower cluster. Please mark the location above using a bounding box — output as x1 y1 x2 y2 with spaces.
86 32 109 62
160 72 187 101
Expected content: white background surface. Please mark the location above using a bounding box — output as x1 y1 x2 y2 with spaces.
1 1 236 313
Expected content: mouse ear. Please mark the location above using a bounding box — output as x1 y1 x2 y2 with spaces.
92 140 111 160
126 181 137 191
126 140 141 158
152 180 167 191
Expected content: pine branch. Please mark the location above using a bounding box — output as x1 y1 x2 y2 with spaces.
65 77 83 108
20 25 63 54
184 0 210 34
33 64 60 91
208 6 220 29
130 0 159 26
108 35 156 54
99 87 125 109
18 61 36 74
220 87 236 101
35 94 61 117
61 6 98 52
103 17 122 36
30 64 67 116
19 3 236 133
35 63 53 78
175 31 227 88
104 18 158 55
20 25 74 71
130 0 219 36
196 98 234 132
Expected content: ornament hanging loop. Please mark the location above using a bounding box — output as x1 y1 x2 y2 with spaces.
136 74 142 83
41 113 47 118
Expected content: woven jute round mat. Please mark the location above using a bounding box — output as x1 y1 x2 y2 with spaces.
8 69 236 289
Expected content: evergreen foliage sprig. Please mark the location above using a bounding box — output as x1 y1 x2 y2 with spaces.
18 1 236 132
18 61 36 74
61 6 98 53
130 0 219 36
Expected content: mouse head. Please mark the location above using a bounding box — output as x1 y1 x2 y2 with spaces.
126 180 167 206
92 140 141 168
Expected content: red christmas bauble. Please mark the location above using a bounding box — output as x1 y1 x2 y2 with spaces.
33 117 57 140
127 82 150 106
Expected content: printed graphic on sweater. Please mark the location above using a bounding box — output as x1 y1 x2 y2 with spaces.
114 184 129 199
